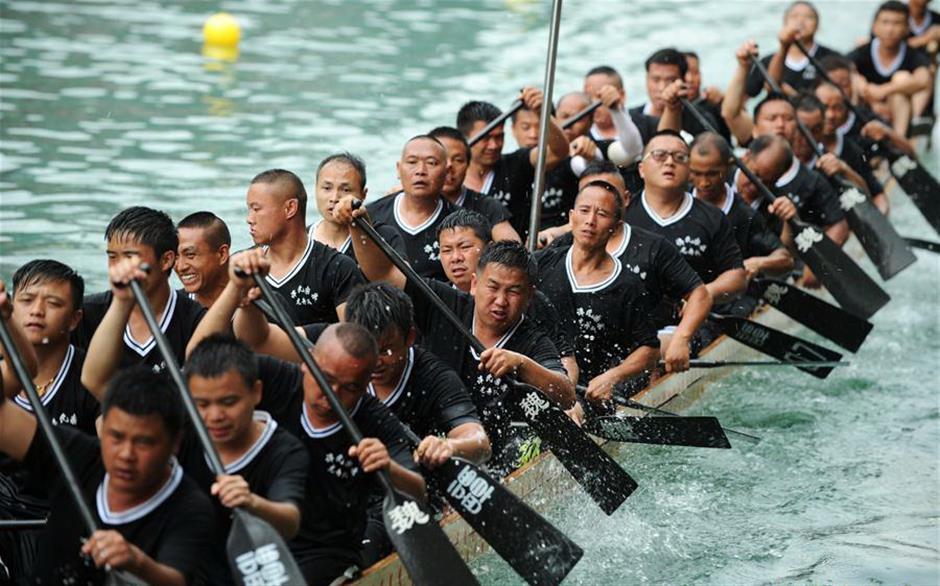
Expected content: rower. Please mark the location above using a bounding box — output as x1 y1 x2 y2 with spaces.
732 134 802 242
0 366 215 584
180 334 309 585
625 130 747 351
683 50 733 142
247 168 364 325
427 126 520 242
632 47 720 137
848 1 932 138
534 181 660 407
456 87 569 237
510 104 540 150
583 65 659 144
73 206 206 372
364 135 457 281
744 1 841 97
175 211 231 308
907 0 940 50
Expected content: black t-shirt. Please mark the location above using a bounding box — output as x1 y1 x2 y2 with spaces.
694 186 783 260
628 104 719 140
264 236 364 326
745 44 841 96
849 40 930 86
692 96 733 142
20 426 213 584
910 10 940 38
453 187 512 228
367 193 457 281
772 159 846 228
529 289 575 358
833 133 885 197
535 247 660 384
541 158 581 229
12 345 99 436
73 288 206 372
481 147 535 237
308 220 407 267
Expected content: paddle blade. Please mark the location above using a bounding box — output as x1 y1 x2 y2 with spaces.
842 189 917 280
790 219 890 318
506 382 637 515
752 278 873 352
382 491 479 586
905 237 940 253
713 314 843 379
584 415 731 449
227 509 306 586
434 458 583 585
883 148 940 236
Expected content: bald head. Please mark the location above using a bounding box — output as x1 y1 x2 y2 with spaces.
401 135 447 160
748 134 793 181
315 322 378 365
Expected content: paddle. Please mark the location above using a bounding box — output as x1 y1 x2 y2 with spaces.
682 359 848 368
749 277 873 352
613 395 761 443
583 414 731 448
709 313 843 379
350 206 637 515
682 97 891 319
751 57 917 281
905 236 940 253
126 272 306 586
0 319 139 585
401 427 583 586
795 40 940 236
468 99 524 147
561 99 602 130
247 272 480 586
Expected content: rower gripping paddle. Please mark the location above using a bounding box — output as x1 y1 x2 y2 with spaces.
468 99 524 147
560 100 602 130
246 271 480 586
127 273 306 586
905 237 940 253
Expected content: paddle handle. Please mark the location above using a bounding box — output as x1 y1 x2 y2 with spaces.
468 99 524 147
0 318 100 535
794 41 869 124
561 100 602 130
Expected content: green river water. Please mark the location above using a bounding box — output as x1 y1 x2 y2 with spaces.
1 0 938 584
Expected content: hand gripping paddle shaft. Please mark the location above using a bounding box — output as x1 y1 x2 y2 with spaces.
127 274 305 586
351 208 637 515
247 272 479 586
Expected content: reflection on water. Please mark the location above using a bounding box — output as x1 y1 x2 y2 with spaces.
1 0 938 584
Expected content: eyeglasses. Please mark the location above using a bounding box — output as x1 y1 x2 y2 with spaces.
644 149 690 164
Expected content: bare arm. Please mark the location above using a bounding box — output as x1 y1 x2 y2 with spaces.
478 347 576 408
519 86 569 171
584 345 659 403
211 474 302 538
705 268 748 304
658 79 686 132
662 284 712 373
744 248 794 280
0 397 37 462
722 41 759 145
334 196 406 289
446 422 491 464
352 437 426 501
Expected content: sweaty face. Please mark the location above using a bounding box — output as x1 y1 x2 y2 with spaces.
100 408 177 497
556 95 592 142
316 161 365 222
689 149 729 201
398 138 447 200
873 10 909 47
107 235 170 295
175 226 226 295
437 136 470 197
467 120 504 167
569 186 619 250
13 279 80 346
646 63 683 114
584 73 621 128
372 328 411 388
189 370 260 448
754 100 797 142
439 227 486 292
511 109 540 149
639 135 691 191
685 56 702 98
304 343 373 420
246 182 291 246
816 85 848 134
785 3 819 41
470 264 530 333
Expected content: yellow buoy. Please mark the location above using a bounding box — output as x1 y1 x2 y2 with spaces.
203 12 241 48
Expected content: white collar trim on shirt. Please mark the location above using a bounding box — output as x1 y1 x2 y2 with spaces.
209 411 279 474
870 38 907 79
367 347 414 408
393 193 444 236
640 190 694 227
910 12 933 36
690 184 735 215
266 235 314 288
310 220 352 254
97 458 183 525
14 345 74 411
455 187 468 207
124 289 176 357
481 170 496 195
301 398 363 438
784 42 816 71
836 110 857 137
775 157 800 187
611 221 632 257
469 314 525 360
564 246 622 293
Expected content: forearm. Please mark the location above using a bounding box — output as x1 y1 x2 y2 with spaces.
674 285 712 340
128 553 185 586
657 106 682 132
517 357 576 408
836 168 869 195
886 71 930 95
722 63 749 122
0 318 37 398
81 300 133 401
186 283 240 357
388 461 426 501
705 269 747 304
445 422 491 465
560 355 579 384
245 497 301 539
349 222 405 288
610 345 659 383
233 305 304 363
825 220 850 246
767 50 787 90
610 107 644 162
541 118 572 171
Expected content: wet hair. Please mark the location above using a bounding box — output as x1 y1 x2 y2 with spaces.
585 65 624 89
577 180 624 221
105 207 178 266
12 260 84 310
874 0 909 20
250 168 308 217
102 366 184 438
429 126 472 160
184 333 258 390
644 129 690 154
177 211 231 250
748 134 795 178
437 208 493 244
316 152 367 191
819 54 853 74
476 240 537 286
323 322 379 362
784 1 819 21
795 92 826 116
581 159 622 178
645 48 689 78
753 91 795 121
690 131 733 163
345 282 414 341
456 101 502 136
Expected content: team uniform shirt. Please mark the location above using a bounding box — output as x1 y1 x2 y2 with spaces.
691 96 733 142
178 411 309 585
264 236 365 326
535 246 659 385
308 219 407 267
829 132 885 197
910 9 940 37
367 193 457 281
11 345 99 435
73 288 205 372
528 289 575 359
478 147 536 236
19 425 213 585
772 158 846 228
849 39 931 86
541 157 581 229
745 43 841 96
453 187 512 229
694 185 783 261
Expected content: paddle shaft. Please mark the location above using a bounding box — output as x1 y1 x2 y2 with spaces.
681 359 848 368
0 318 99 534
905 237 940 252
468 100 524 147
614 395 761 442
561 100 602 130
